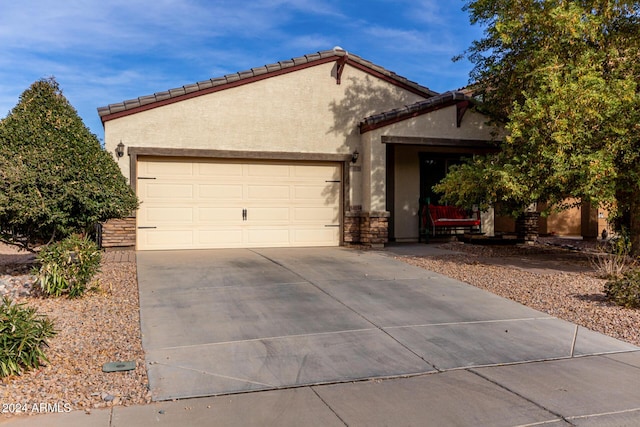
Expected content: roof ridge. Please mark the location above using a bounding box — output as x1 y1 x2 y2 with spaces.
97 49 438 121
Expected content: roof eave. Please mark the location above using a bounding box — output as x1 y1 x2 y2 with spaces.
359 91 472 134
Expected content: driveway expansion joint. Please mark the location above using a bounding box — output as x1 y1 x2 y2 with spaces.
467 368 573 426
309 386 349 426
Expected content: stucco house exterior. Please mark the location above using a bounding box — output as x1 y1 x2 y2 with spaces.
98 48 502 250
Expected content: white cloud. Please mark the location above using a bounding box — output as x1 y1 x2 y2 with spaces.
281 34 335 51
361 26 457 55
404 0 446 25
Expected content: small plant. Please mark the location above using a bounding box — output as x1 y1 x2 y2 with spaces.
33 235 101 298
605 269 640 309
0 297 56 377
590 230 636 279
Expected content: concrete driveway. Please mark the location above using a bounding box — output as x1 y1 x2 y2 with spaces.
136 247 638 401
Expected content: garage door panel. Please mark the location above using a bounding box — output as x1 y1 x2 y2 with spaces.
199 184 243 200
247 228 290 245
198 207 243 223
198 229 243 246
248 207 290 222
145 161 193 176
137 158 341 250
145 183 194 199
141 230 194 248
198 162 243 176
145 207 193 223
293 227 340 244
293 165 340 179
293 184 339 201
293 207 338 223
248 164 291 177
247 185 290 200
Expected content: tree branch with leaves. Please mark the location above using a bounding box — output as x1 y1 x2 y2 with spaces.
437 0 640 253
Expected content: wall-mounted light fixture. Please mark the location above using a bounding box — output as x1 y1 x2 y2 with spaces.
351 149 359 164
115 141 125 158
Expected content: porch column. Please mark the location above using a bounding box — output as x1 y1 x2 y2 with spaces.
345 133 389 247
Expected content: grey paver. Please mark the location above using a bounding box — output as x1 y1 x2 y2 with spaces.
386 318 577 370
473 354 640 419
385 318 639 370
570 409 640 426
136 249 303 293
573 325 639 355
139 281 372 350
111 387 344 427
311 277 548 328
605 350 640 369
145 328 434 400
313 370 569 427
254 247 435 281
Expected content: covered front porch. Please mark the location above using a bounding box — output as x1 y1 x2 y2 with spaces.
384 136 498 242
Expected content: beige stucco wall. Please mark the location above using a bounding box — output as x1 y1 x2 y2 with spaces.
104 62 426 212
546 206 582 236
542 200 610 237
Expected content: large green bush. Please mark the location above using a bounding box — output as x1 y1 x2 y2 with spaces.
0 297 56 377
605 269 640 309
33 235 102 298
0 78 138 250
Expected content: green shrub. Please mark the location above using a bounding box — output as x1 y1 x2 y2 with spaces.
0 297 56 377
0 78 138 251
33 235 101 298
605 269 640 309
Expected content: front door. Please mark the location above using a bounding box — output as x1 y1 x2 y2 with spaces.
419 153 466 205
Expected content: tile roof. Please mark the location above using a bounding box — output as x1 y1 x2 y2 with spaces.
97 48 438 122
359 91 471 132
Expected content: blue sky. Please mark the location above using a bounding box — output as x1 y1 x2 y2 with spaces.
0 1 484 141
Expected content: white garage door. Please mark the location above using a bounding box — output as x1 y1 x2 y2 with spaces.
136 157 341 250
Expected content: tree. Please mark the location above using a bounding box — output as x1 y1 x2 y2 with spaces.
0 78 138 250
436 0 640 253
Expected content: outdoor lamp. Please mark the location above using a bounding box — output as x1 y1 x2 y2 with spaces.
116 141 125 158
351 149 359 163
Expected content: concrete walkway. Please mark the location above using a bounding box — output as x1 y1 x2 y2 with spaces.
4 246 640 426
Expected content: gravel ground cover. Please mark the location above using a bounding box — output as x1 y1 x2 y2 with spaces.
0 238 638 420
0 245 150 419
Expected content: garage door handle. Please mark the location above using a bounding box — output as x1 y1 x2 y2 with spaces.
242 209 247 221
